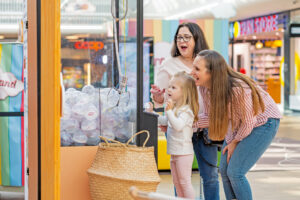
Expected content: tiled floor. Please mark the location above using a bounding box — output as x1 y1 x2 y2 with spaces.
0 186 23 200
157 170 300 200
1 114 300 200
157 114 300 200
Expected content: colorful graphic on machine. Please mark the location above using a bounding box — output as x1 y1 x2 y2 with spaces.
0 68 24 100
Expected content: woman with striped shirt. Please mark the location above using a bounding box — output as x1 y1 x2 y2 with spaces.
191 50 281 200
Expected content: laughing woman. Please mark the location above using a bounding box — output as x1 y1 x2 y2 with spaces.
191 50 281 200
151 22 220 200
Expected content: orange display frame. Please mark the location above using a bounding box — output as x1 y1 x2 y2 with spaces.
40 0 61 199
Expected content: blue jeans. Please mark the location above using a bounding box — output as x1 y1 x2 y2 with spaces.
219 118 280 200
192 129 220 200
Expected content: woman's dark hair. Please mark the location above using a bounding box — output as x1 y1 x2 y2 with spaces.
171 22 209 58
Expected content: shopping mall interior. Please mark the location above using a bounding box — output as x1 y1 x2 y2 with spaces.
0 0 300 200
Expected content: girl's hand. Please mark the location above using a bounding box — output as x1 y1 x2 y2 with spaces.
150 85 165 104
165 99 174 111
222 140 239 164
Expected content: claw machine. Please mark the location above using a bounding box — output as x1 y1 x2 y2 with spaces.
58 0 157 199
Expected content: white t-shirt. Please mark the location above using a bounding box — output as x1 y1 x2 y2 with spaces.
158 105 194 155
155 57 192 90
154 57 204 114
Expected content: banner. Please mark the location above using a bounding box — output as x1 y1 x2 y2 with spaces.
0 43 24 186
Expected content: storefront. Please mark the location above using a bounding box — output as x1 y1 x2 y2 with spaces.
288 10 300 111
0 0 229 199
229 12 289 108
0 0 157 199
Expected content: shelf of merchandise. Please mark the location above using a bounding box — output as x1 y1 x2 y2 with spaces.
250 47 281 91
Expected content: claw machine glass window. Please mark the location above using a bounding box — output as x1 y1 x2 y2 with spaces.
60 0 152 147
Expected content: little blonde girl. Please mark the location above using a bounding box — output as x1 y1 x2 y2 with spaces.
148 72 199 199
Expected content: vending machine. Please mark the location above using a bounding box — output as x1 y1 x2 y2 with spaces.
59 0 157 199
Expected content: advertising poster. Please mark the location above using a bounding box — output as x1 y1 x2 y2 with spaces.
0 43 24 187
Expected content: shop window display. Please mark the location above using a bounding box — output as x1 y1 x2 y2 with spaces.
60 37 153 146
250 44 281 90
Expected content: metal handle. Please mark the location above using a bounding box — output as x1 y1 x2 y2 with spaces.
111 0 128 21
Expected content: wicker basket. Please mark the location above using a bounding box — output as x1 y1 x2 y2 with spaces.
87 130 161 200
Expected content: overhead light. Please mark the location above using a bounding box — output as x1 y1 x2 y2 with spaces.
252 36 257 39
273 40 282 47
255 41 263 49
276 32 280 36
0 24 18 34
61 25 105 34
65 35 79 40
102 55 108 64
165 2 218 20
0 35 5 40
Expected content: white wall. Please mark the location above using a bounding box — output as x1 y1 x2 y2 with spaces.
230 43 251 77
290 38 300 111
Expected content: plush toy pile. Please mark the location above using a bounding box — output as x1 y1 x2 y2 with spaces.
60 85 135 146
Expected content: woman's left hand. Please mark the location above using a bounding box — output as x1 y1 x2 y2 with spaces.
222 140 239 164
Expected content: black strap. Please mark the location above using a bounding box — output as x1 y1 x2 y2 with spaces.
194 130 219 169
0 112 24 117
154 107 164 112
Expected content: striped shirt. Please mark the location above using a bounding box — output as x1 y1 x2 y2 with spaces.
195 84 282 144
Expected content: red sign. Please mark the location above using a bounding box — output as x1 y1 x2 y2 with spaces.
74 41 104 52
239 14 278 36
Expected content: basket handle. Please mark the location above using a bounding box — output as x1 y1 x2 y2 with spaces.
99 136 127 147
126 130 150 147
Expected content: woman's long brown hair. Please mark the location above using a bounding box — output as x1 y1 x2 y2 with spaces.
197 50 265 141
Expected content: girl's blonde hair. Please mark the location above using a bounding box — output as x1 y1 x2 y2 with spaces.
172 71 199 122
197 50 265 141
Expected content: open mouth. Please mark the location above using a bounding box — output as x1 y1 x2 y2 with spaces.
180 45 188 51
192 75 199 81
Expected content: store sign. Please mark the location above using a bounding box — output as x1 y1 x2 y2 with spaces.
0 69 24 100
289 23 300 37
232 14 279 38
74 41 104 52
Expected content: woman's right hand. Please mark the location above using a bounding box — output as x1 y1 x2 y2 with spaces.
150 85 165 104
145 102 154 113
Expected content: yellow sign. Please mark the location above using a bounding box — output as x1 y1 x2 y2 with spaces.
233 22 240 38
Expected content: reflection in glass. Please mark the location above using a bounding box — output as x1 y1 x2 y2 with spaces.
60 0 149 146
